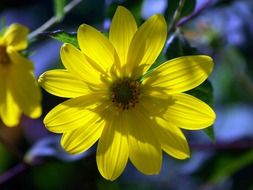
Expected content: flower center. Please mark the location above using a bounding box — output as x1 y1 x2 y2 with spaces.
0 46 10 65
111 78 140 110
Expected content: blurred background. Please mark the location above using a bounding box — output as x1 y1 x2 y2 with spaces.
0 0 253 189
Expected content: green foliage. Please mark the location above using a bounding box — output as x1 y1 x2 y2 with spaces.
97 179 120 190
53 0 67 21
48 30 79 48
32 162 73 189
166 33 199 59
166 0 196 23
216 46 253 102
97 179 155 190
210 150 253 183
186 80 214 109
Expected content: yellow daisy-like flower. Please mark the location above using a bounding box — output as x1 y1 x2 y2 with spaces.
0 23 41 127
39 6 215 180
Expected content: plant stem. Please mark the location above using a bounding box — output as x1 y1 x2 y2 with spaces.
190 140 253 150
28 0 82 40
0 162 28 187
0 150 96 187
168 0 186 33
177 0 213 27
0 159 43 188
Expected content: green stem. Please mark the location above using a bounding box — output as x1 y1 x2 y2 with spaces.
28 0 82 40
168 0 186 33
0 159 43 188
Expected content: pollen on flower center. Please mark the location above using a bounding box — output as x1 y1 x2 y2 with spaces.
111 78 140 110
0 46 10 65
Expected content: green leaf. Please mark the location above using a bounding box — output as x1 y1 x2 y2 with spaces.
53 0 67 21
187 80 213 108
210 150 253 183
46 30 79 49
181 0 196 17
166 33 199 60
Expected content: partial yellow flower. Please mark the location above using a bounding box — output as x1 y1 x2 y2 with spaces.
0 23 41 127
39 6 215 180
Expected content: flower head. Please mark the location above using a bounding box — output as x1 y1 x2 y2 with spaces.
0 23 41 127
39 6 215 180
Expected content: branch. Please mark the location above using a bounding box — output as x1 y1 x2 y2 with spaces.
0 160 42 188
190 140 253 150
0 151 95 188
28 0 82 40
177 0 213 27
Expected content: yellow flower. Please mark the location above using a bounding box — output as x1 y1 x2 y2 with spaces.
0 23 41 127
39 6 215 180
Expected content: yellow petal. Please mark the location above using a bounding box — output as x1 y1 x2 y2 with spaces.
155 118 190 159
127 107 162 174
109 6 137 72
164 93 216 130
97 112 129 181
3 23 29 51
0 73 20 127
139 97 189 159
144 55 214 94
44 95 107 133
7 47 34 71
127 14 167 79
8 53 41 119
39 69 91 98
78 24 119 74
60 43 101 84
138 95 172 117
61 117 104 154
0 90 21 127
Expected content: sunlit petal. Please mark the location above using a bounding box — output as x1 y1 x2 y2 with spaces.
128 107 162 174
39 69 91 98
155 118 190 159
144 55 214 94
127 14 167 78
60 43 101 83
61 118 105 154
78 24 120 74
109 6 137 72
97 112 129 180
44 95 108 133
164 93 215 130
